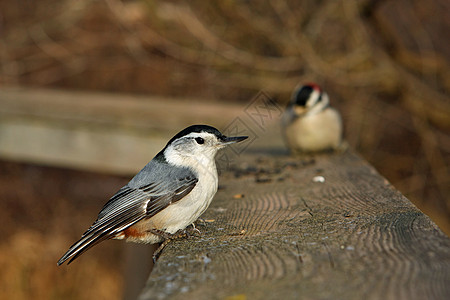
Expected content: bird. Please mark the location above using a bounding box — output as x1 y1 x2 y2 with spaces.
281 83 343 153
57 124 248 265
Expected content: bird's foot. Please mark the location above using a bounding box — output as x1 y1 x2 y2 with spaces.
187 223 202 237
152 238 171 263
194 218 208 228
149 228 196 263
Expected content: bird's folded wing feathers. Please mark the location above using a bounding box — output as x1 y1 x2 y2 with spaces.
57 168 198 265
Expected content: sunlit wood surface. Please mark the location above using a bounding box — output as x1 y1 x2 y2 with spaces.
140 150 450 300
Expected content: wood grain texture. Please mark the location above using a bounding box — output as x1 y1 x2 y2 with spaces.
140 150 450 300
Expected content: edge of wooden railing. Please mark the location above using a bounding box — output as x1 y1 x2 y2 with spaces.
139 149 450 300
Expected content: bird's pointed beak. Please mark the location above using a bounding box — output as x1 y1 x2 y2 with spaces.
220 135 248 145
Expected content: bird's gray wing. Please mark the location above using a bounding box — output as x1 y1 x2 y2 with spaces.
57 162 198 265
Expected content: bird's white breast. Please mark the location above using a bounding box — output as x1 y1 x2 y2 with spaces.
151 165 218 234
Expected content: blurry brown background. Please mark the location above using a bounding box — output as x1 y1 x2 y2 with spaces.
1 0 449 299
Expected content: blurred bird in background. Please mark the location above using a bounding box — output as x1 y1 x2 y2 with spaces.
281 83 343 153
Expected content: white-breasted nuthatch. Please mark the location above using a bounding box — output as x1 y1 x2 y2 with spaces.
57 125 247 265
281 83 343 153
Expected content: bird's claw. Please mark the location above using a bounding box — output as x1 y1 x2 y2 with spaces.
194 218 208 227
187 224 202 237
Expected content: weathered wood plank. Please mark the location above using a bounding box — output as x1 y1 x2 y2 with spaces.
0 87 244 174
139 150 450 300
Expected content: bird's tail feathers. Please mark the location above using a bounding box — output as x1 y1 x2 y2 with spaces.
57 231 111 265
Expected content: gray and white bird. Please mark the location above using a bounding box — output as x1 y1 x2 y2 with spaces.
57 125 247 265
281 83 343 153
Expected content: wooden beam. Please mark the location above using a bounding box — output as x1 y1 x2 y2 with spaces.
139 150 450 299
0 87 246 174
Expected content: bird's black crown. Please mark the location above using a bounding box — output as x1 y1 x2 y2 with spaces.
166 125 225 146
154 125 225 163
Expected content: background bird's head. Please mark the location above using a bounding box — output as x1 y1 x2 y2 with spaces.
290 83 330 116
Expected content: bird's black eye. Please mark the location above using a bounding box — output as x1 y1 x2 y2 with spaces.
195 137 204 144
